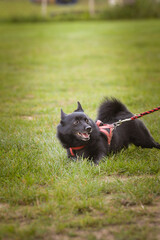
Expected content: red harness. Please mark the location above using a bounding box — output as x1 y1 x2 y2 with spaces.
69 120 114 157
96 120 114 145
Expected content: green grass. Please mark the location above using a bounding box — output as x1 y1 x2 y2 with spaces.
0 19 160 240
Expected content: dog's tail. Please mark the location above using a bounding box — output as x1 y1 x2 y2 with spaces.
97 98 132 123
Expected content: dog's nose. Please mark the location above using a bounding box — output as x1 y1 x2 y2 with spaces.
85 126 92 133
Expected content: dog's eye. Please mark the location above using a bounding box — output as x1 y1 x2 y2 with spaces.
85 118 89 123
74 120 79 125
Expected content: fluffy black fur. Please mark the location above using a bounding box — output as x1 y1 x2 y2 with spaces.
57 98 160 164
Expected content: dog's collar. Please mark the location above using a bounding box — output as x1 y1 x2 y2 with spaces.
69 120 114 157
69 145 85 157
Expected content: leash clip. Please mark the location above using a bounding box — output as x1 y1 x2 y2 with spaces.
113 117 132 128
113 120 122 128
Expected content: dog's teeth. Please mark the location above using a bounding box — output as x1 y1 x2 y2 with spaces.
77 132 90 140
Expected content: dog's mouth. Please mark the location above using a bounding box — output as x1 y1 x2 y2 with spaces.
76 132 90 141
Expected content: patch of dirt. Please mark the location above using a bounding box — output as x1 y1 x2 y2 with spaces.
21 116 34 120
47 227 116 240
0 203 9 209
103 175 160 183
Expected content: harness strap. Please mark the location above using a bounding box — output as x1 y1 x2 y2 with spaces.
96 120 114 145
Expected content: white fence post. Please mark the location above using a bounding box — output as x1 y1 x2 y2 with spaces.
41 0 48 17
88 0 95 16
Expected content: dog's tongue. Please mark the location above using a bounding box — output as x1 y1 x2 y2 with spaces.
82 133 89 138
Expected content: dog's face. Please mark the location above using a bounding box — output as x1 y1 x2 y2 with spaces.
57 102 94 146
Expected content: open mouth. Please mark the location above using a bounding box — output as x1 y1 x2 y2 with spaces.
76 132 90 141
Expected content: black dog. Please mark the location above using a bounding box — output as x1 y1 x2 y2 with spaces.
57 98 160 164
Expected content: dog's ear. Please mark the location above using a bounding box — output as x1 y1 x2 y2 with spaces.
74 101 84 112
61 109 67 123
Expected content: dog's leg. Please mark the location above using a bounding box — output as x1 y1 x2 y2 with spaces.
67 149 77 160
93 159 100 165
92 152 106 165
131 120 160 149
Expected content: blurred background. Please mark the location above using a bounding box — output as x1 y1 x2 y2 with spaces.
0 0 160 22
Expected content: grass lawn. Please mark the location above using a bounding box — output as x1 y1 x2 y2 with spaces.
0 19 160 240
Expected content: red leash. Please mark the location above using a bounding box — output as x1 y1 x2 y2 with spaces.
114 106 160 127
